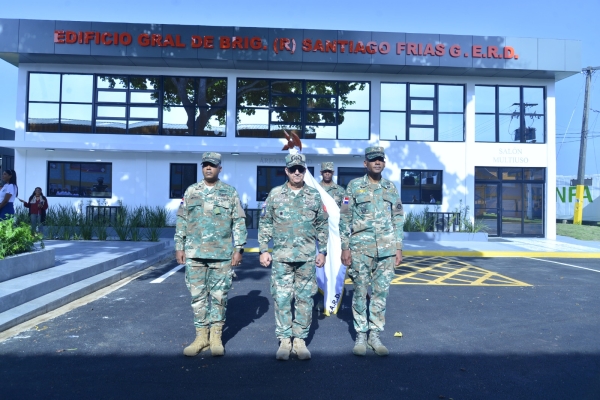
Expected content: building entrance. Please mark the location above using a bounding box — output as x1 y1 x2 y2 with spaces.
474 167 545 237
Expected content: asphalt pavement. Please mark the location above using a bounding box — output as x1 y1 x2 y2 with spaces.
1 239 600 399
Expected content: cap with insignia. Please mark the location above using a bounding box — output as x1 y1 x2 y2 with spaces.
365 146 385 160
320 161 334 172
285 153 306 168
202 152 222 165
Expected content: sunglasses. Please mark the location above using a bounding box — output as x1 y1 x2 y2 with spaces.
202 162 218 168
288 166 306 174
367 157 385 163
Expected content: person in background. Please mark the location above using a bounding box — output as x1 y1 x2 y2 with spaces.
0 169 18 220
18 187 49 233
319 162 345 207
430 194 436 204
412 195 418 203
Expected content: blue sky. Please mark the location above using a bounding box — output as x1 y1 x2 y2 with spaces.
1 0 598 176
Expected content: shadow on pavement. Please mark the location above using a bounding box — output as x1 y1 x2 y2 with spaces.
223 290 270 345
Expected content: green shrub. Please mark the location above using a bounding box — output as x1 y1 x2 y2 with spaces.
0 217 43 259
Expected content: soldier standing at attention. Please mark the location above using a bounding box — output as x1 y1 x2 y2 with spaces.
339 146 404 357
175 152 247 357
319 161 346 207
258 153 329 361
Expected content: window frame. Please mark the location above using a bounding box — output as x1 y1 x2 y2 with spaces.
400 169 444 205
169 163 198 199
46 161 113 198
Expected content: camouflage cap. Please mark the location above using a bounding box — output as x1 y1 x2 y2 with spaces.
365 146 385 160
202 152 221 165
320 161 334 172
285 153 306 168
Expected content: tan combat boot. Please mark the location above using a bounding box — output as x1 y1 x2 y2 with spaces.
183 327 209 357
352 332 367 356
210 325 225 356
292 338 311 360
368 331 389 356
276 338 292 361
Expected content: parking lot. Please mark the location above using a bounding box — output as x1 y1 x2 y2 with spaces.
1 254 599 399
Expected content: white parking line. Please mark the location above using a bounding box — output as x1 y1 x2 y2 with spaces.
150 264 185 283
527 257 600 273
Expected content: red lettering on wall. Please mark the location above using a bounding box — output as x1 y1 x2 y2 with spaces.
379 42 390 54
423 43 435 56
191 35 203 48
78 32 84 44
138 34 150 47
302 39 312 51
354 41 366 54
95 32 100 45
449 44 461 57
151 34 163 47
435 44 445 56
114 32 120 45
313 39 325 52
175 34 185 48
232 37 243 49
65 31 77 44
250 37 262 50
407 43 418 55
220 36 231 49
325 40 336 53
101 33 113 45
503 46 515 59
54 30 66 43
204 36 214 49
349 41 354 53
397 42 406 55
487 46 499 58
84 31 95 45
366 41 377 54
337 40 348 53
472 45 483 58
163 34 175 47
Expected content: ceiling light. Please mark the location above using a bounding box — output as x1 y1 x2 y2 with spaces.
353 155 362 158
45 148 55 151
231 152 240 155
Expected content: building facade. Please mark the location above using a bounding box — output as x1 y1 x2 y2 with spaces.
0 19 581 237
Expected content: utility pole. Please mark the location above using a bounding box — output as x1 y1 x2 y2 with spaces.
573 66 600 224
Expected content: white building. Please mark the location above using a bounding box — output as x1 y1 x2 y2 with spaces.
0 19 581 237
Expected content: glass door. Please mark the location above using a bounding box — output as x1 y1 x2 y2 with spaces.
501 182 523 235
475 183 499 236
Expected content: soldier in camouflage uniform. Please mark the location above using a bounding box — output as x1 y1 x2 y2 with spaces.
175 152 247 357
319 161 346 207
339 146 404 357
258 153 329 361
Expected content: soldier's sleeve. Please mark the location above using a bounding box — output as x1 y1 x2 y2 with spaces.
174 188 189 251
231 190 247 247
315 194 329 250
339 185 353 251
391 186 405 250
257 191 274 253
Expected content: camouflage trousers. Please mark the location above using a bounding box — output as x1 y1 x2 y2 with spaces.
270 260 318 339
348 253 395 333
185 258 233 328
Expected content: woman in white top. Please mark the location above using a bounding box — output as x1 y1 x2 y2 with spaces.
0 169 18 220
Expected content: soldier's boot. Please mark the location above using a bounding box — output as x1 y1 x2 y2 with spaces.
368 331 389 356
352 332 367 356
183 327 210 357
209 325 225 357
292 338 311 360
276 338 292 361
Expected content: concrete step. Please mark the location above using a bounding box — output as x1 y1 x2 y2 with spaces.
0 241 167 313
0 247 174 332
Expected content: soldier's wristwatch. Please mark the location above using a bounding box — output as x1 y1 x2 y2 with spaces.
235 246 244 254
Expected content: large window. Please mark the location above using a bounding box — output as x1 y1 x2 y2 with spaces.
475 85 545 143
47 162 112 198
256 166 315 201
401 169 443 205
236 79 370 140
27 73 227 136
380 83 464 142
170 163 197 199
337 167 366 189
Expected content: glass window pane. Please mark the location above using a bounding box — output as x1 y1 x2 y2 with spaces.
163 106 194 136
502 168 522 180
381 83 406 111
498 86 520 113
411 99 433 111
273 96 302 108
411 114 433 125
305 125 336 139
129 77 159 90
61 104 92 133
338 167 366 189
523 115 544 143
97 76 128 89
130 107 158 119
28 103 59 132
307 81 337 95
438 85 464 112
98 91 127 103
410 84 434 98
170 164 197 199
80 163 112 198
129 120 159 135
95 120 126 134
475 86 496 113
270 124 303 139
97 106 126 118
236 79 269 107
499 113 519 143
524 183 543 234
271 80 302 95
164 77 196 106
201 113 226 137
199 78 227 107
130 92 158 104
409 127 434 141
29 73 60 102
524 168 545 181
306 96 336 109
237 108 269 137
271 110 302 123
380 112 406 141
475 167 499 180
48 162 80 196
338 111 369 139
307 111 336 124
475 114 496 142
523 87 544 114
61 74 93 103
339 82 370 110
438 113 464 141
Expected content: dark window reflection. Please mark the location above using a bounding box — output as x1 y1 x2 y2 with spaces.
475 167 499 180
170 163 197 199
401 169 442 204
337 167 366 189
257 166 315 201
47 162 112 198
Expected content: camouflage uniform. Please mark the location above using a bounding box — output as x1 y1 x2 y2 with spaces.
258 154 329 340
339 147 404 334
175 153 247 329
319 161 346 208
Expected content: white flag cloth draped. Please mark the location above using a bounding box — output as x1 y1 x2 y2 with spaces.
303 168 347 315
